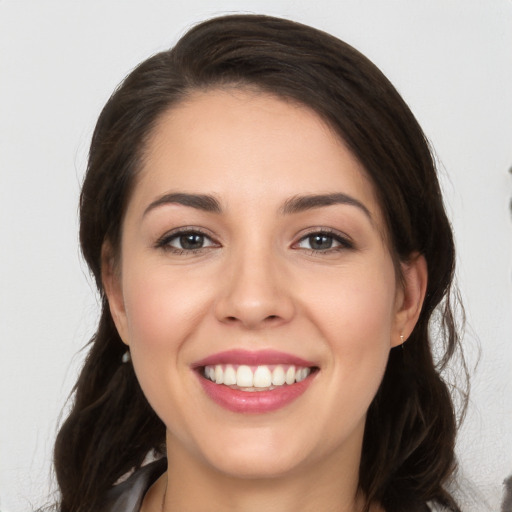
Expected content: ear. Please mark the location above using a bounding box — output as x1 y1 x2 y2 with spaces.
391 253 428 348
101 241 130 346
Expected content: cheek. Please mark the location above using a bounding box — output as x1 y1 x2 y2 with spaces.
119 263 216 419
119 265 211 427
303 261 397 401
305 260 397 344
122 267 209 351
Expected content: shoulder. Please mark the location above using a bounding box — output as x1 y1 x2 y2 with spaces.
98 458 167 512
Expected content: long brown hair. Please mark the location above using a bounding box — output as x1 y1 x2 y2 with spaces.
54 14 467 512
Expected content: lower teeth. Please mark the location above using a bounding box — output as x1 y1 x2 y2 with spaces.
228 385 277 392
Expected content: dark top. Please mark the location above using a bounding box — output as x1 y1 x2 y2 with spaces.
98 458 167 512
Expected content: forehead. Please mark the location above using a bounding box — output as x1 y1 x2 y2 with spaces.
130 89 385 227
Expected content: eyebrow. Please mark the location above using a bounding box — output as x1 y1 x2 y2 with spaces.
143 191 372 220
281 193 372 220
143 193 222 216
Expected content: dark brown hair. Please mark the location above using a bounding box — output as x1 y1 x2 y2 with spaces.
54 14 467 512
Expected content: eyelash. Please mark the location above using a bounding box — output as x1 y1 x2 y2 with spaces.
154 227 219 255
293 228 354 254
154 227 354 255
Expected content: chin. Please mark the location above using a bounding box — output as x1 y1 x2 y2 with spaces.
193 425 318 480
207 449 306 480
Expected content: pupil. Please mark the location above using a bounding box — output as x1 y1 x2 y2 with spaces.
180 234 204 249
310 234 332 250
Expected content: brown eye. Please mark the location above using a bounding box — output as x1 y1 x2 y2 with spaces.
296 231 353 252
157 230 217 252
307 234 334 250
178 233 206 250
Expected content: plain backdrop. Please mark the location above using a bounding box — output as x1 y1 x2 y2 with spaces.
1 1 511 511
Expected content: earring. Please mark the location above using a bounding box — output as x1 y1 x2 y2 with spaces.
400 334 405 344
121 350 131 363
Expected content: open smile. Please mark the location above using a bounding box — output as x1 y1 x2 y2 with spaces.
193 350 319 413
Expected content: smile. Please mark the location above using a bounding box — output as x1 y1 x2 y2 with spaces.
193 350 318 413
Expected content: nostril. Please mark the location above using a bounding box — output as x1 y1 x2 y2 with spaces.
222 314 281 326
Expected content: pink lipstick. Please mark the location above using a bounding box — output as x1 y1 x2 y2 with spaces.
192 350 318 413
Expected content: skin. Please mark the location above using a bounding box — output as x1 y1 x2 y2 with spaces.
103 89 427 512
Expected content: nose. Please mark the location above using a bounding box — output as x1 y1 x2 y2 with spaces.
213 246 295 329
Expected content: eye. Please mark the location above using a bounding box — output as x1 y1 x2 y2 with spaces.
156 229 218 253
295 230 353 252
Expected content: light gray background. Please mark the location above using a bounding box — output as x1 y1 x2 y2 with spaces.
1 1 511 511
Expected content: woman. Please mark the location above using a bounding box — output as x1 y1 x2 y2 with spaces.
54 14 466 512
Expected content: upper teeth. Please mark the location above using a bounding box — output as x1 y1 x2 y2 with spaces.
204 364 311 388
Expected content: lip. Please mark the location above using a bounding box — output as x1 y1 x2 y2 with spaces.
192 349 316 368
192 349 318 413
197 375 315 413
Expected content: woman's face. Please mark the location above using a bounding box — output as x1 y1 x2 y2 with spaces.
105 89 425 480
